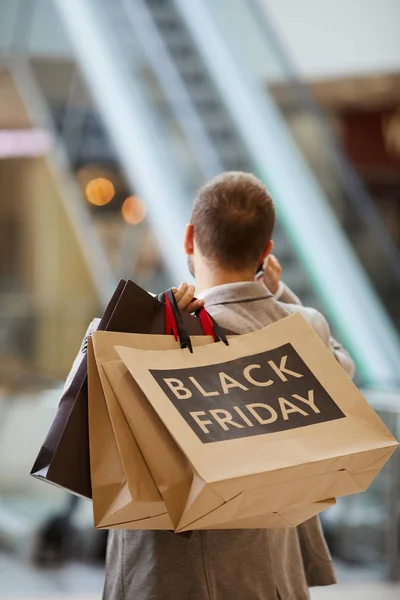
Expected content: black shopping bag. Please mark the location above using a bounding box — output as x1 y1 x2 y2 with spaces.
31 280 205 498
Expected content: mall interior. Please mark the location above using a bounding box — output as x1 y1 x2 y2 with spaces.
0 0 400 598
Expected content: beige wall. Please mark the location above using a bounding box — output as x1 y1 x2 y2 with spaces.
0 157 99 378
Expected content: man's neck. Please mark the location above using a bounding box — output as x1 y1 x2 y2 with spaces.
195 262 256 295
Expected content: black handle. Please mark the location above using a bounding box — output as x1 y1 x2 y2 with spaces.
161 289 228 351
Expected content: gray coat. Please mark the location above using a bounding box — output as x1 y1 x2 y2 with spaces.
103 282 355 600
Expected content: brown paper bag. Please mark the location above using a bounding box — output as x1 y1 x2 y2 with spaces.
87 288 229 527
110 313 398 532
91 329 335 530
88 332 210 529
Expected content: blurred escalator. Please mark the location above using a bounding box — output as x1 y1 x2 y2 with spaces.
50 0 400 383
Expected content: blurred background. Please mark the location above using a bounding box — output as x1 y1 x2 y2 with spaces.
0 0 399 598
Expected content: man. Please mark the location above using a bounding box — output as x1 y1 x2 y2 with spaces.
103 172 354 600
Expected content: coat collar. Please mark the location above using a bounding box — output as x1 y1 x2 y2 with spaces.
198 281 273 307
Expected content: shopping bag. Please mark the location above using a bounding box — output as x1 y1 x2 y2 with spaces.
91 331 335 530
30 280 125 498
88 332 211 529
30 280 204 498
88 291 231 527
110 311 398 532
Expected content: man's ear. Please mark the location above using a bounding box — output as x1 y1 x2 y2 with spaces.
184 223 194 256
261 240 274 264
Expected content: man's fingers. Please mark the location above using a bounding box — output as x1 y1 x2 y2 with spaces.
259 254 282 294
172 283 204 312
176 284 195 310
186 298 205 313
269 255 282 271
265 255 282 276
172 282 188 303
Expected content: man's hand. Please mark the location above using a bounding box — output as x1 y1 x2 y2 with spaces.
173 282 205 313
259 255 282 295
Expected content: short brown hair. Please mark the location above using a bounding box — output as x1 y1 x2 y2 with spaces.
191 171 275 270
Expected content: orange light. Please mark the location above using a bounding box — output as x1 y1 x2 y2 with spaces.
85 177 115 206
122 195 147 225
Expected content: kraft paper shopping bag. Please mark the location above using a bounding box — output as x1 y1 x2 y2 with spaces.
89 332 210 529
112 312 397 531
91 329 335 530
88 289 230 528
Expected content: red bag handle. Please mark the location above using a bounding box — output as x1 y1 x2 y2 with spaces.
162 289 228 350
196 305 228 345
164 292 179 341
196 306 217 340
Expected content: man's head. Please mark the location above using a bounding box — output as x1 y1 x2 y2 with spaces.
184 172 275 287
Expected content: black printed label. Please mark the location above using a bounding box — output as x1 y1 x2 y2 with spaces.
149 343 345 443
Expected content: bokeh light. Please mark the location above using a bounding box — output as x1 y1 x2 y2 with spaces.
121 195 147 225
85 177 115 206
